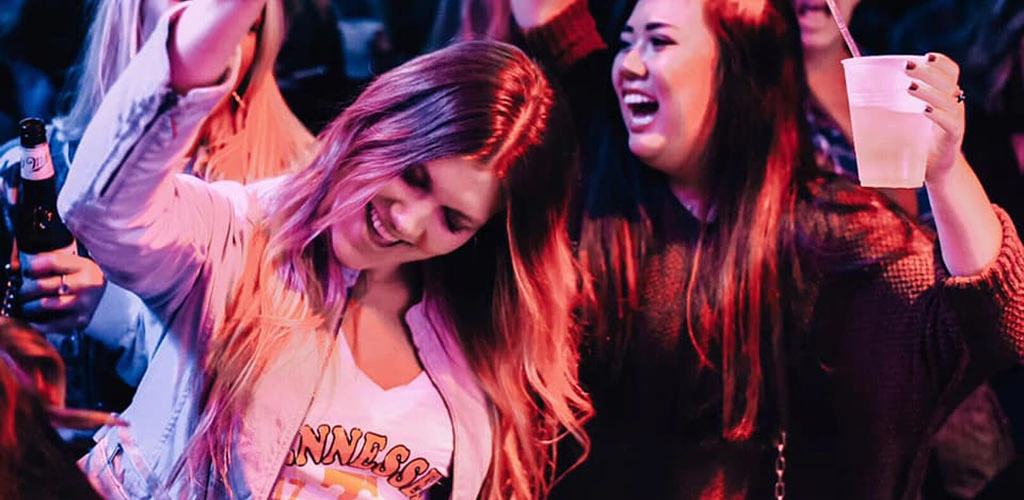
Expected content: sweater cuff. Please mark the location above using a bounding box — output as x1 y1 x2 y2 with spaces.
944 205 1024 356
522 0 606 73
945 205 1024 294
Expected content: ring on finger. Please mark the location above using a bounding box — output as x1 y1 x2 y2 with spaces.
57 274 70 296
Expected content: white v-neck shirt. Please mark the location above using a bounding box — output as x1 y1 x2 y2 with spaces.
271 334 455 500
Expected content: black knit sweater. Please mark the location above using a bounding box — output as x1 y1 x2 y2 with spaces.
524 2 1024 499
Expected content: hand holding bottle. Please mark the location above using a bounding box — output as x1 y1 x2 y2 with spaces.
12 117 99 332
18 252 106 334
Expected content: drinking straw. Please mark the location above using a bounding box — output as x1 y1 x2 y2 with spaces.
824 0 862 58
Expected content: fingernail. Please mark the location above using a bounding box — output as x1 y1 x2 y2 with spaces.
927 54 936 62
925 105 934 113
909 82 919 91
906 60 917 70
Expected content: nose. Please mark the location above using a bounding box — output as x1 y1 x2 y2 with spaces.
619 46 647 79
389 197 434 244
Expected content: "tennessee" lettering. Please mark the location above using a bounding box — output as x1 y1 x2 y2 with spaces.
283 424 445 498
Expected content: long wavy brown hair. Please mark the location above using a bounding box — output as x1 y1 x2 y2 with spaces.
177 40 591 499
580 0 827 442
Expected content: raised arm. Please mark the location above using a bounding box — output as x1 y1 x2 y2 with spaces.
910 53 1004 276
57 3 257 317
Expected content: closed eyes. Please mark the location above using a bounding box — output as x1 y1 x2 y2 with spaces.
400 164 471 233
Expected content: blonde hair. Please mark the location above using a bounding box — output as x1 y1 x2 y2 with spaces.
56 0 313 182
178 40 591 498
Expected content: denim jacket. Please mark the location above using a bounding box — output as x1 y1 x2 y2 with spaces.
60 8 493 499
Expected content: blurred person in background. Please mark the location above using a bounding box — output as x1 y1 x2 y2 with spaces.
275 0 355 133
0 316 117 500
0 0 59 143
797 0 923 219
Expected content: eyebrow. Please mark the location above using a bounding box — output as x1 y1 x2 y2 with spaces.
622 22 675 33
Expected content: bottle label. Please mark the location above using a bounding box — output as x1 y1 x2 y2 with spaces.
21 144 55 181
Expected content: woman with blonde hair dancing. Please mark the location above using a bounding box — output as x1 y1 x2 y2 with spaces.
65 1 591 498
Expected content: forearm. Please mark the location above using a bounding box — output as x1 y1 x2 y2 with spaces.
520 0 605 75
169 0 266 93
927 154 1003 276
60 5 242 305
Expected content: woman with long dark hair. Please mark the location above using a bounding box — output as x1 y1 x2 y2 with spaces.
513 0 1024 498
60 1 591 498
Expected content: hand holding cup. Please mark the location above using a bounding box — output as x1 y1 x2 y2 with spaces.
904 52 967 183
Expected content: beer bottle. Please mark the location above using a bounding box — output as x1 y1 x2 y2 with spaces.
14 117 76 263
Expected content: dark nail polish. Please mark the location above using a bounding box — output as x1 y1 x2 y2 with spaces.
927 54 937 62
906 60 917 70
909 82 919 91
925 105 934 113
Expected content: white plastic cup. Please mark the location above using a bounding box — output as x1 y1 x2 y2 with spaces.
841 55 933 188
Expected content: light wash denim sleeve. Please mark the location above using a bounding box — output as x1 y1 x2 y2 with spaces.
81 282 167 386
56 4 245 324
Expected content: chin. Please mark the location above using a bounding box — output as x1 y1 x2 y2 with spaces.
801 33 842 55
628 134 665 165
330 227 369 271
331 245 364 271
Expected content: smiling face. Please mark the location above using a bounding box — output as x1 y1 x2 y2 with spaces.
612 0 718 180
330 157 503 271
794 0 861 57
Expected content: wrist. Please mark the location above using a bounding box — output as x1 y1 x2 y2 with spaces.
925 151 969 190
512 0 579 30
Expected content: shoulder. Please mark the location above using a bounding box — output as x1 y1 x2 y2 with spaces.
179 175 265 228
244 175 287 202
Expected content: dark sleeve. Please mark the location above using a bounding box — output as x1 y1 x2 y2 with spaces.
520 1 650 239
941 206 1024 372
808 198 1024 390
521 0 622 145
796 196 1024 496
